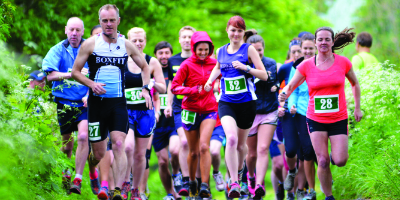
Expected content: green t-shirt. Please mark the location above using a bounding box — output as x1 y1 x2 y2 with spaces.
351 52 379 71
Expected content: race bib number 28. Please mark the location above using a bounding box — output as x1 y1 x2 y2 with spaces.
224 75 248 94
314 94 339 113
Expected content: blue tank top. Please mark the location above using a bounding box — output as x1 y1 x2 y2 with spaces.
218 43 257 103
87 34 128 98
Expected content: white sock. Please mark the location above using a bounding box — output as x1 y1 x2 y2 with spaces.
75 174 83 180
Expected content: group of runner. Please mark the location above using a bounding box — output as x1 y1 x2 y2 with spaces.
39 3 363 200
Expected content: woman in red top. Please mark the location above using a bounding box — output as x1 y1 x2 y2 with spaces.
171 31 218 198
279 27 362 200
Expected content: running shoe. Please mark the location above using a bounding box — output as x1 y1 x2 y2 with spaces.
178 180 189 196
303 188 317 200
113 188 123 200
240 182 249 196
162 194 175 200
325 196 336 200
62 171 71 195
188 180 198 197
69 178 82 194
172 173 183 193
239 194 248 200
296 188 306 200
198 183 211 198
144 184 150 198
90 169 101 195
286 192 295 200
253 184 265 199
130 188 141 200
276 182 285 200
98 186 109 200
109 190 114 200
284 168 297 191
140 193 148 200
246 172 256 195
228 181 241 198
225 178 233 200
212 171 225 191
121 182 130 200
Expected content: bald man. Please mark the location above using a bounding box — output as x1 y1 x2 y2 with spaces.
42 17 100 196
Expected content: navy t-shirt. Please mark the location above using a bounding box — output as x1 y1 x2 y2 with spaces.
168 52 188 113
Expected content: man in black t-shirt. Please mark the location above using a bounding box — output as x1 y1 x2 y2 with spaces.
163 26 197 197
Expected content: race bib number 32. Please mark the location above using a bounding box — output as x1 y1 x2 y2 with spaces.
125 88 145 104
224 75 248 94
88 122 101 141
314 94 339 113
181 109 196 125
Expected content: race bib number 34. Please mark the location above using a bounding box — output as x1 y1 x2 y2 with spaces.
314 94 339 113
181 109 196 125
125 88 145 104
224 75 248 94
88 122 101 141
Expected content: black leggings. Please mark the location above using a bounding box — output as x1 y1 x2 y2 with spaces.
282 112 316 161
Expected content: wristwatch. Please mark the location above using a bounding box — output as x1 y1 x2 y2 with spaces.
245 65 252 73
142 84 151 92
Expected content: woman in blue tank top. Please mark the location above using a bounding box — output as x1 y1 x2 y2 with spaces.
204 16 269 198
121 27 166 199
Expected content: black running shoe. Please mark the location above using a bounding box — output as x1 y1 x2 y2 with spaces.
198 183 211 198
188 180 198 197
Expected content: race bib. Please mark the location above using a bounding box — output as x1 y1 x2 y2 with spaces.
125 87 145 104
181 109 196 125
159 94 168 109
224 75 248 94
88 122 101 141
314 94 339 113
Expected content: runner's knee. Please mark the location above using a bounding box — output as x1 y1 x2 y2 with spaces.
257 144 269 155
226 134 238 148
199 143 209 155
317 156 330 169
76 131 88 144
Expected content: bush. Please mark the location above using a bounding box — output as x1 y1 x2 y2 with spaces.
0 40 93 199
332 61 400 199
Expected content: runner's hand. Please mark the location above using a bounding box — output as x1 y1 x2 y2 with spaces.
232 61 246 71
204 81 212 92
91 82 106 95
81 68 88 76
82 96 88 107
142 88 153 110
290 105 297 115
278 107 286 117
164 105 172 118
278 92 287 103
354 108 363 122
271 85 278 92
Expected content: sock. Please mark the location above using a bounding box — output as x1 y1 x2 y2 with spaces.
89 170 98 180
74 174 82 180
183 176 189 182
101 181 108 188
115 187 121 191
326 195 335 200
213 170 219 175
172 173 178 178
289 168 296 174
167 193 173 196
196 178 201 184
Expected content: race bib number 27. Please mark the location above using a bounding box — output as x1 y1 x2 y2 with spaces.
314 94 339 113
88 122 101 141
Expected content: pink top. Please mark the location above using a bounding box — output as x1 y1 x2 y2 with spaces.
297 54 352 123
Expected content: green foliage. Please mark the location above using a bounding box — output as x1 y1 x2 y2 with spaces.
8 0 329 64
346 0 400 65
0 0 15 41
0 40 94 200
332 62 400 199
